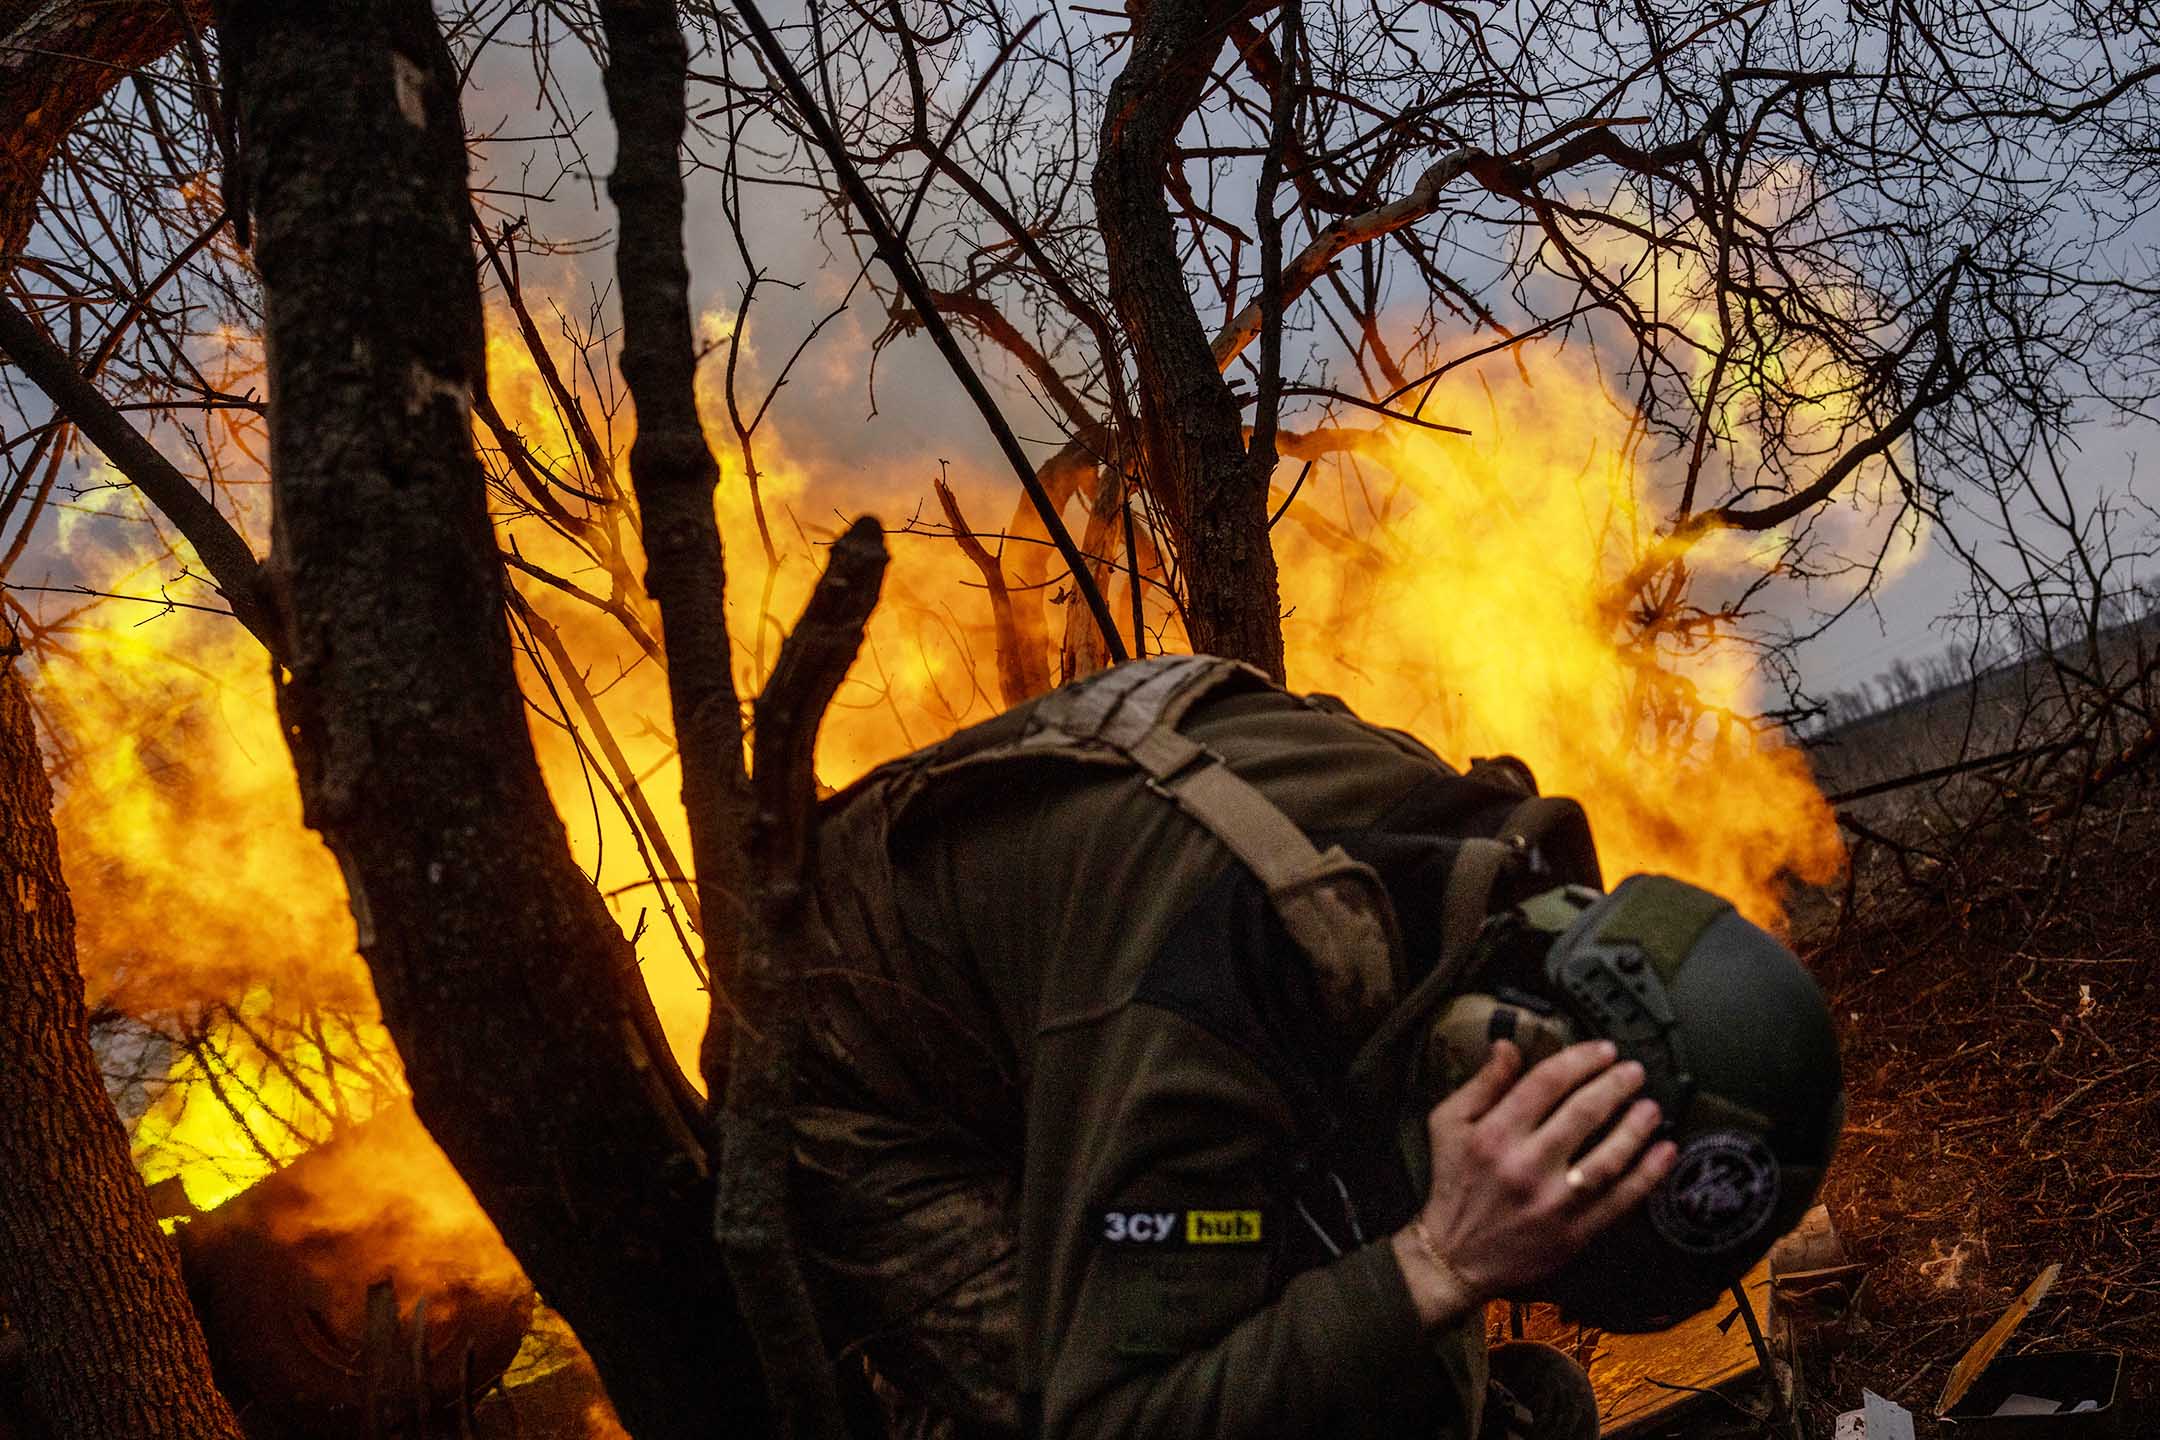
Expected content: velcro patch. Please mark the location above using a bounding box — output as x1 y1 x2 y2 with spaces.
1094 1208 1266 1247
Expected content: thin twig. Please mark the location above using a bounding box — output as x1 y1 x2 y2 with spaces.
722 0 1127 665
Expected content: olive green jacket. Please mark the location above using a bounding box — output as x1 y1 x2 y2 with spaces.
797 677 1589 1438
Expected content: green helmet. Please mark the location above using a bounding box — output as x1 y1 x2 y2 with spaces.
1413 874 1845 1332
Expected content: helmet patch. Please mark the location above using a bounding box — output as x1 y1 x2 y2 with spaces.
1648 1130 1779 1255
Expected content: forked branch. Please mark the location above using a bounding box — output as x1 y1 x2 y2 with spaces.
716 514 888 1440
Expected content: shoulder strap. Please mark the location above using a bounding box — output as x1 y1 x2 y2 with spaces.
1026 656 1405 1040
1025 652 1257 746
1434 794 1604 985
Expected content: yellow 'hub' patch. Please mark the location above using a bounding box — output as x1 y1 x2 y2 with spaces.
1185 1209 1263 1244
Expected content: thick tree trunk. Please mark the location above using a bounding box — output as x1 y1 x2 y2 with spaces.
1093 0 1286 680
0 662 243 1440
215 3 764 1436
0 2 208 259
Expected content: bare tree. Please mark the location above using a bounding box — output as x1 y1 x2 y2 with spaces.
212 3 761 1435
1 3 210 257
703 0 2160 696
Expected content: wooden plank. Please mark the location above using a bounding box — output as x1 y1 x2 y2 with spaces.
1935 1263 2061 1416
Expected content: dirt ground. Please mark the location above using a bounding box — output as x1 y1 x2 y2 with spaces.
1712 778 2160 1436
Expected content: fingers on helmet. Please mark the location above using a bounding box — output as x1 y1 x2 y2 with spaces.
1536 1060 1648 1164
1482 1039 1619 1135
1578 1138 1679 1235
1561 1096 1662 1194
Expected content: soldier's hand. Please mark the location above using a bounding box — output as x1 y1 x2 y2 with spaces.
1390 1039 1676 1328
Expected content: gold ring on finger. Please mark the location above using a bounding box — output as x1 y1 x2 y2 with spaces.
1564 1165 1591 1193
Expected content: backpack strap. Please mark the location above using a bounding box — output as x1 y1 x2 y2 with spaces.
1439 839 1517 973
1025 656 1406 1040
1435 795 1604 987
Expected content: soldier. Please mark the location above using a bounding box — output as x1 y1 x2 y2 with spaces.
794 656 1843 1439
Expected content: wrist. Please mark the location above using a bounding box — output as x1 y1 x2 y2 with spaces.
1391 1218 1484 1330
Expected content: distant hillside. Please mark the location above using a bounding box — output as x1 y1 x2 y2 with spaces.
1802 607 2160 820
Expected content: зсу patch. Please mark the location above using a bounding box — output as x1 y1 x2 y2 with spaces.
1093 1208 1267 1247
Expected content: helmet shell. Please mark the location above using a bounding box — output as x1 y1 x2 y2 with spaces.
1531 875 1843 1331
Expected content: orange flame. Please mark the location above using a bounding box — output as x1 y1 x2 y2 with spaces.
477 301 1012 1073
37 356 531 1356
1273 355 1848 926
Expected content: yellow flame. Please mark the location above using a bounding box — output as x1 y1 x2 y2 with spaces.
48 614 364 1018
478 302 1011 1074
126 991 390 1213
1274 352 1846 926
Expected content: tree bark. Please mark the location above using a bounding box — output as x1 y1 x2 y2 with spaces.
0 660 244 1440
593 0 753 1087
215 3 764 1435
1093 0 1286 680
0 2 208 259
717 517 888 1440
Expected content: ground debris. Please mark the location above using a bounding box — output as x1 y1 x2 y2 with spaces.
1937 1264 2060 1414
1787 781 2160 1437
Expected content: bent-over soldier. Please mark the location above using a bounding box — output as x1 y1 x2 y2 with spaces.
793 655 1843 1439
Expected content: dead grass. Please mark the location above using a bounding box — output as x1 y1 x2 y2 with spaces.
1780 778 2160 1434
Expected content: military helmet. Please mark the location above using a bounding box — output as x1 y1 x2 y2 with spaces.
1423 874 1845 1332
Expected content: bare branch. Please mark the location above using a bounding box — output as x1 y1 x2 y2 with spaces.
0 293 275 652
934 470 1048 704
597 0 751 1014
724 0 1129 665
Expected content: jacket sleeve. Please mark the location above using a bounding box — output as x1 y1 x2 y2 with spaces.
1036 1003 1485 1440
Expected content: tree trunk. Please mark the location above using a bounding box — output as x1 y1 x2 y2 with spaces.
0 661 244 1440
593 0 753 1086
215 3 764 1435
717 518 888 1440
1093 0 1286 680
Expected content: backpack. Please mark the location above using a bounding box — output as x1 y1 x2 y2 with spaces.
820 653 1601 1044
